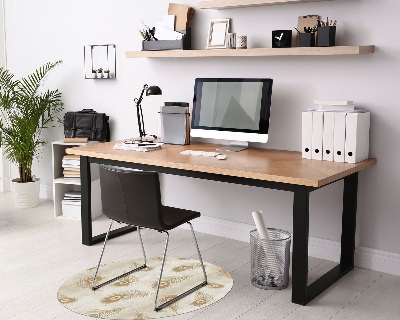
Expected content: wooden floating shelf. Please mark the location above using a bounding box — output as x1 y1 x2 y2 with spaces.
126 46 374 58
199 0 334 9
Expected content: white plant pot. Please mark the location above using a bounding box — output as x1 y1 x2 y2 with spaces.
11 178 40 208
97 72 103 78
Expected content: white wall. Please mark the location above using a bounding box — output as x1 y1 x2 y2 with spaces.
0 0 10 192
3 0 400 257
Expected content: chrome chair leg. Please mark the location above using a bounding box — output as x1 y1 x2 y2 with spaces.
92 221 147 290
137 226 147 266
154 230 170 311
188 221 208 284
154 227 208 312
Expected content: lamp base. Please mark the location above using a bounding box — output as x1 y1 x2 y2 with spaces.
132 135 157 143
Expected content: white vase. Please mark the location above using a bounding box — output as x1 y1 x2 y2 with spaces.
11 178 40 208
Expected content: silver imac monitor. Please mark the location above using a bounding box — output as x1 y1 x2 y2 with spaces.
191 78 273 151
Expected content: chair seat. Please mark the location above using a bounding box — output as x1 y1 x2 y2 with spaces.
95 166 208 311
161 206 200 230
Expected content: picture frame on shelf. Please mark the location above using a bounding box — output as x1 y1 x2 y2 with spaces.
206 19 230 49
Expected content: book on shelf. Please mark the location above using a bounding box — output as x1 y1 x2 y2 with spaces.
63 171 80 177
63 191 81 204
64 190 80 198
62 153 80 178
63 191 81 199
63 154 80 160
61 199 81 205
62 158 80 168
313 100 355 112
62 161 80 166
64 137 88 143
314 100 354 106
63 168 80 172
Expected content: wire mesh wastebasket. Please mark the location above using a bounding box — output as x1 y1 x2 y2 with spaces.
250 228 291 290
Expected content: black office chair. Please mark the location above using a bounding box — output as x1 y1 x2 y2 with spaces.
92 165 208 311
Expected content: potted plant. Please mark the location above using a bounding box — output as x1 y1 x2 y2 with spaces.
97 68 103 78
92 69 97 78
0 61 64 208
103 69 110 78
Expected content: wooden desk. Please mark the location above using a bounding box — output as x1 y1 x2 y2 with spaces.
67 141 376 306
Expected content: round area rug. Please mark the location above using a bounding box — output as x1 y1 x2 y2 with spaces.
58 257 233 319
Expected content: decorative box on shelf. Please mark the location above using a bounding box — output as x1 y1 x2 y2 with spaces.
61 196 102 220
142 29 191 51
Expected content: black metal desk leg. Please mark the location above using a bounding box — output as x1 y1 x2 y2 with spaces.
291 186 311 305
291 174 359 306
80 156 93 246
340 173 358 268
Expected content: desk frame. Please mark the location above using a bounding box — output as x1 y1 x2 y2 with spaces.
80 155 358 306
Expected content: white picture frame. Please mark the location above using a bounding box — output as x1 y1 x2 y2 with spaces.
206 19 230 49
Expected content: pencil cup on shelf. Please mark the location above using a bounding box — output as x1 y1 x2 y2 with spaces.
250 229 291 290
299 32 316 47
236 35 247 49
317 26 336 47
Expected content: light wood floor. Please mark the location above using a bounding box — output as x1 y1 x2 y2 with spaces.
1 192 399 320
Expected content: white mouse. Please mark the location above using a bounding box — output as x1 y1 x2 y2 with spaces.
216 154 227 160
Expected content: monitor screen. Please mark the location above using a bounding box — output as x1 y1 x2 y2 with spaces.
191 78 273 149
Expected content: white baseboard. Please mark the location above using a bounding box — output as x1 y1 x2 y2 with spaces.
40 184 53 200
0 177 11 192
355 246 400 277
181 215 400 277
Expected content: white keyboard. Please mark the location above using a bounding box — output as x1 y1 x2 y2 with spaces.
180 150 220 157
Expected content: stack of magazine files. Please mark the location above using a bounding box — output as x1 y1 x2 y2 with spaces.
62 154 80 178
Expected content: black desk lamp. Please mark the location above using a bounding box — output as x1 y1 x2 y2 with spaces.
134 84 162 142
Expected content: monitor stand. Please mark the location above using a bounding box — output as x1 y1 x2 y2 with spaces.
217 141 248 152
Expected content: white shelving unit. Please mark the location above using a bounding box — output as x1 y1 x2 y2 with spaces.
52 141 102 220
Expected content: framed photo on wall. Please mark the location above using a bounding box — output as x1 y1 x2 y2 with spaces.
206 19 230 49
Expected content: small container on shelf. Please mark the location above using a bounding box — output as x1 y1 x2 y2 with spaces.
317 26 336 47
96 68 103 78
142 28 191 51
61 200 81 219
103 69 111 78
299 32 316 47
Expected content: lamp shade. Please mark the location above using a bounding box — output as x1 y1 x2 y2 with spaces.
146 85 162 96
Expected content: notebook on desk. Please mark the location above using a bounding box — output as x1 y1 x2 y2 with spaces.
113 142 163 152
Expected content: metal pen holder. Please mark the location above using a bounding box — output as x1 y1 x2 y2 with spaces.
250 229 291 290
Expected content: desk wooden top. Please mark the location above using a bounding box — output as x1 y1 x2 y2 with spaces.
66 141 376 188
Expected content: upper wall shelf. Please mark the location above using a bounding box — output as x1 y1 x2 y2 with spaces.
126 46 374 58
199 0 334 9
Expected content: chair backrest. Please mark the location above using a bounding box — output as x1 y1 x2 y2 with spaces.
99 165 166 230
